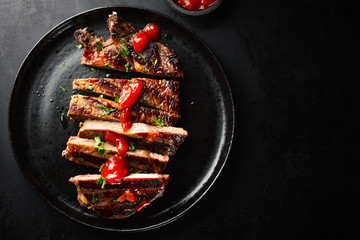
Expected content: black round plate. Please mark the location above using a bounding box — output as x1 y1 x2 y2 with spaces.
9 6 234 231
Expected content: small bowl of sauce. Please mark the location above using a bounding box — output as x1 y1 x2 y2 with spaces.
168 0 223 16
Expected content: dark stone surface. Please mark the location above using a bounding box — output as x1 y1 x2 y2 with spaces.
1 0 360 239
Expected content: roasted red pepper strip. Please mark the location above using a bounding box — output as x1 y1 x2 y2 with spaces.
117 81 143 110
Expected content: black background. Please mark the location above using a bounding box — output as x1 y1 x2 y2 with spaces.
1 0 360 239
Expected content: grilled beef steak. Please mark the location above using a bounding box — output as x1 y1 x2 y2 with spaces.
74 12 184 78
67 95 180 126
69 174 169 219
62 136 169 172
78 120 188 156
73 78 181 114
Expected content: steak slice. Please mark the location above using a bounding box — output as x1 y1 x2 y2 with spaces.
67 95 180 127
78 120 188 156
73 78 181 114
74 12 184 78
62 136 169 173
69 174 169 219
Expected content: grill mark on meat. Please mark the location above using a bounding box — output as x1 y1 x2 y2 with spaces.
78 120 188 156
73 78 181 114
67 95 180 126
62 136 169 172
69 174 169 219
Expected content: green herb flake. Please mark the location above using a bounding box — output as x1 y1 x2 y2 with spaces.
113 199 119 203
135 170 148 174
76 44 83 49
128 141 135 151
59 85 66 92
99 163 104 172
124 62 130 72
86 86 94 91
129 168 135 173
95 177 107 189
111 32 117 36
124 201 136 206
77 157 84 162
138 52 145 59
154 117 164 127
94 136 102 146
101 180 106 189
95 42 102 51
60 61 65 69
78 82 86 85
142 68 147 72
94 103 117 115
99 94 103 98
114 94 119 102
91 197 98 203
154 59 158 67
159 80 162 85
104 63 110 67
91 68 98 73
94 146 105 154
106 150 112 154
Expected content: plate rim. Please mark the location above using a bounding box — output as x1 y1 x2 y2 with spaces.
8 5 235 232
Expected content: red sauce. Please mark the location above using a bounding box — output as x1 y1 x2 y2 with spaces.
83 49 103 65
173 0 217 11
117 81 143 131
135 199 151 212
100 135 129 184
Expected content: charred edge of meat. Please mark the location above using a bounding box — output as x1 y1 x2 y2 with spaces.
74 29 105 51
107 12 137 41
73 78 181 114
67 95 180 126
69 174 169 219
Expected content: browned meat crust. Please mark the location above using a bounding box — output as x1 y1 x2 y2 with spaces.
78 120 188 156
62 136 169 172
73 78 181 114
69 174 169 219
74 12 184 78
67 95 180 126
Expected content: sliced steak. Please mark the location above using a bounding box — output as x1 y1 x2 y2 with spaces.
62 136 169 173
67 95 180 127
69 174 169 219
78 120 188 156
73 78 181 114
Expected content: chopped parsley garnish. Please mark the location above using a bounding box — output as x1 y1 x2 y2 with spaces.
94 103 117 115
159 80 162 85
125 62 130 72
77 157 84 162
128 141 135 151
114 41 130 57
142 68 147 72
76 44 83 49
59 85 66 92
94 136 105 154
86 86 94 91
106 150 112 154
60 61 65 69
124 201 136 206
95 176 106 189
154 117 164 127
99 94 103 98
154 59 158 67
138 52 145 59
113 199 119 203
135 170 148 174
78 82 86 85
91 68 98 73
91 197 98 203
99 163 104 172
114 94 119 102
111 32 117 36
104 63 110 67
95 42 102 51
